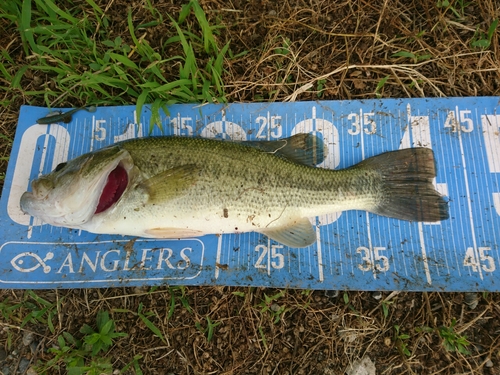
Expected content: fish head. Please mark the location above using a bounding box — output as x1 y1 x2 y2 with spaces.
20 145 134 227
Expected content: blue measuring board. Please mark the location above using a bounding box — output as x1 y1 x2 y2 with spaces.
1 98 499 291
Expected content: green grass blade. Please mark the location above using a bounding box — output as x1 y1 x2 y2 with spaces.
190 0 216 53
108 52 139 70
487 19 499 40
135 90 149 124
26 290 52 307
127 8 140 47
150 98 164 132
84 0 103 15
138 305 166 343
169 16 197 81
20 0 39 55
212 42 230 95
37 0 79 23
149 79 193 93
178 2 192 23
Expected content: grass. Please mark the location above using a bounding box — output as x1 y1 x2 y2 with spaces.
1 0 500 374
257 290 289 324
136 302 167 344
471 18 499 48
195 316 221 343
394 325 411 357
417 318 472 355
2 0 230 132
21 290 60 334
438 322 471 355
38 310 127 375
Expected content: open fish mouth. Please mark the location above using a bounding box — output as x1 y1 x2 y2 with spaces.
94 165 128 214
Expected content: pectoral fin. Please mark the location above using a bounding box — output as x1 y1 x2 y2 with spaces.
258 218 317 248
140 164 199 204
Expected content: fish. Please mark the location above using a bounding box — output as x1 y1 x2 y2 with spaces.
36 106 97 124
19 134 449 248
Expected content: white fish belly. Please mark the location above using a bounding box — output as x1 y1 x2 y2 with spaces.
84 194 377 239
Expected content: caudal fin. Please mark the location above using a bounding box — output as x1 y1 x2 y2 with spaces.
359 148 449 222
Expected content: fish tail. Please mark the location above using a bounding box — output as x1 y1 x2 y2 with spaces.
359 148 449 222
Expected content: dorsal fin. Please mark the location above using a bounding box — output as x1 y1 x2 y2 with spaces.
242 133 326 166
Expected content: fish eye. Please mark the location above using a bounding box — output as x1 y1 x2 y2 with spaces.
54 162 67 172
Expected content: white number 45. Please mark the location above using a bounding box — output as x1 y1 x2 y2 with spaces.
463 247 496 273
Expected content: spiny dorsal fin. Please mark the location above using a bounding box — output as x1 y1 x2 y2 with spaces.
242 133 326 166
258 217 317 248
140 164 199 204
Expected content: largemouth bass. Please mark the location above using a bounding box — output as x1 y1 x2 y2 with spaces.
20 134 448 247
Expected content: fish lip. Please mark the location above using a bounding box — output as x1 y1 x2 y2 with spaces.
19 190 65 222
19 190 68 222
19 191 34 214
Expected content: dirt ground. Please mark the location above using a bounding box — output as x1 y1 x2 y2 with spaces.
1 0 500 374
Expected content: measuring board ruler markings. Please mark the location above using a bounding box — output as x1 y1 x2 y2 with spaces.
0 97 499 291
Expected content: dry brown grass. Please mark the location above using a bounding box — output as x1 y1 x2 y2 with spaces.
1 288 499 374
215 0 500 100
1 0 500 374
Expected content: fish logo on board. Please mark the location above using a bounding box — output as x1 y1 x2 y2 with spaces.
11 251 54 273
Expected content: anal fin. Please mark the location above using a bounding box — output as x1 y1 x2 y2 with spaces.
258 218 316 248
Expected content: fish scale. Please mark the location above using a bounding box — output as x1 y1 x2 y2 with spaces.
20 135 446 248
125 137 369 209
126 138 361 217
